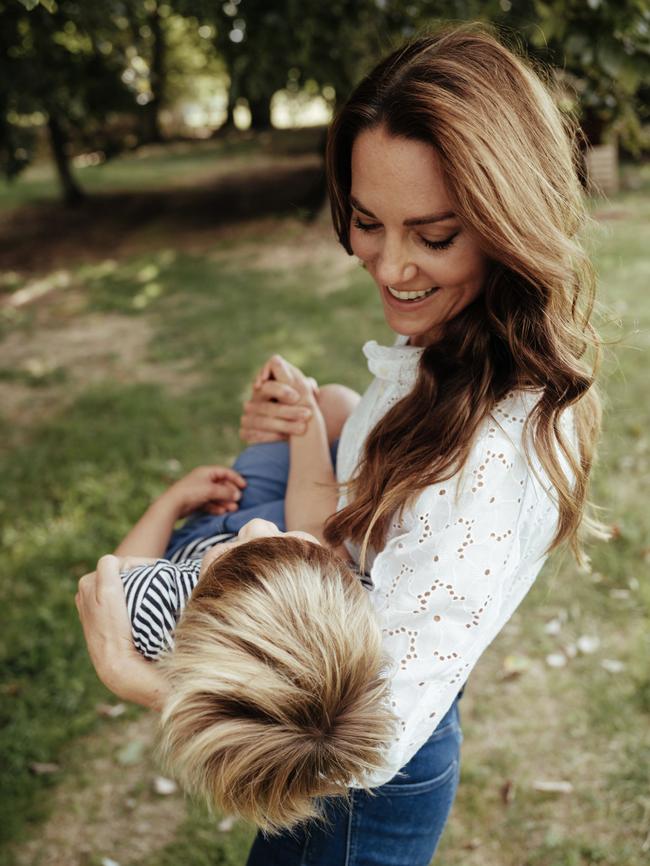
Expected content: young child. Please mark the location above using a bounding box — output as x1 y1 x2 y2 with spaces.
112 383 394 832
156 529 393 833
116 383 359 659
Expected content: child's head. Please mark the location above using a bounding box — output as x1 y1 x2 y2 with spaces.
157 534 395 832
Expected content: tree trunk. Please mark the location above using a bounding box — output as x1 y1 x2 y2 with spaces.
142 6 165 143
248 95 272 131
47 114 84 206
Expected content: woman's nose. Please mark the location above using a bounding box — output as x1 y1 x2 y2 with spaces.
239 518 279 541
374 237 417 286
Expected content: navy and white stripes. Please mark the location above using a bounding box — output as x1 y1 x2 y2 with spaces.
120 529 372 660
121 531 235 659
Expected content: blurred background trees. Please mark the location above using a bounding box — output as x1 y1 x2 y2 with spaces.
1 0 648 203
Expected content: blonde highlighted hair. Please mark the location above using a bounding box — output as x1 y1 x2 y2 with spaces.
325 24 604 566
157 536 394 832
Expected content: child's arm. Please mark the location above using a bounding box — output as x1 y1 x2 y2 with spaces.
260 357 340 546
115 465 246 557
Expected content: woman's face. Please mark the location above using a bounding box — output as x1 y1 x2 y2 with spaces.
349 125 488 346
200 519 319 572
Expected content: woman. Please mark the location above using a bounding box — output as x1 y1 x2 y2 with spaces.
239 25 602 865
80 25 603 866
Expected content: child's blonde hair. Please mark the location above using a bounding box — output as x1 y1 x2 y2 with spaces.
157 535 395 832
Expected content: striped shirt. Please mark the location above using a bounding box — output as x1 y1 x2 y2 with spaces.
121 531 234 659
121 531 374 660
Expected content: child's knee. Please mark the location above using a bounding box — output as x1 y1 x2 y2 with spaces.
316 384 361 443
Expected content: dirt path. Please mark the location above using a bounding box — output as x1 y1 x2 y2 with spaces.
12 713 188 866
0 217 353 434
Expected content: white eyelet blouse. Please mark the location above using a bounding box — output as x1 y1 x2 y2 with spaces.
337 336 572 786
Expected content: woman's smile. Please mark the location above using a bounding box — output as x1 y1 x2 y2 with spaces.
384 284 440 304
350 126 488 346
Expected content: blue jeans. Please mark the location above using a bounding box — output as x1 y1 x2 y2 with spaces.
246 698 462 866
164 440 339 558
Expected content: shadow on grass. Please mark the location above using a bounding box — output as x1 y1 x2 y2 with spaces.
0 158 325 275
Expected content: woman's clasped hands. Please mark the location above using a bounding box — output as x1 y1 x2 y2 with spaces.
240 354 319 444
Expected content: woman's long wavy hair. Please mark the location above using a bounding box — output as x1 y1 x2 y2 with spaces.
324 25 604 566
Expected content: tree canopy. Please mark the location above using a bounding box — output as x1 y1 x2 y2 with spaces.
2 0 649 202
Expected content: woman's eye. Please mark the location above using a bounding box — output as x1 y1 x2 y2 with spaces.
352 217 380 232
421 232 459 251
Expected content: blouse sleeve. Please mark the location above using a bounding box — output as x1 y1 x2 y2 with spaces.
363 426 557 786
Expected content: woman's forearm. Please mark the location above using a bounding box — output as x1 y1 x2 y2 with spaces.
285 406 339 542
114 497 179 558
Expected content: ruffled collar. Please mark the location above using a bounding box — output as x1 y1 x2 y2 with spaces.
363 334 424 384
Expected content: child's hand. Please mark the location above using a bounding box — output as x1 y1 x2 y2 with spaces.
161 465 246 518
254 355 318 406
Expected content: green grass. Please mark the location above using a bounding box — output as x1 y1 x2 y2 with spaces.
0 128 324 211
1 167 649 864
0 234 387 854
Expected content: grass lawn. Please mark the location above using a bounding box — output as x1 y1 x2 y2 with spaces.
0 128 324 212
0 153 648 866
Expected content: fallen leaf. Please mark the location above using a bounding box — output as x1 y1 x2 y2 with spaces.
501 654 531 680
461 838 481 850
500 779 515 805
96 702 127 718
152 776 178 795
546 653 567 668
29 762 60 775
544 618 562 636
1 681 22 697
532 780 573 794
218 815 237 832
601 658 626 673
116 740 145 766
576 635 600 654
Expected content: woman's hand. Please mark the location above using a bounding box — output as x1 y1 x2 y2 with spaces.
160 465 247 518
75 555 170 711
240 355 319 444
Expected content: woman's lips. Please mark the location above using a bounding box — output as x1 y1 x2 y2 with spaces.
382 283 440 310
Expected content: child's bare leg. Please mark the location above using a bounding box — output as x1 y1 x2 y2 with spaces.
316 384 361 444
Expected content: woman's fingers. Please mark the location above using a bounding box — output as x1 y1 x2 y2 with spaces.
241 412 308 438
252 379 300 404
243 398 310 423
95 555 127 606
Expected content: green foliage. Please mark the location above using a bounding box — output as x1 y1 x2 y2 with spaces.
497 0 650 148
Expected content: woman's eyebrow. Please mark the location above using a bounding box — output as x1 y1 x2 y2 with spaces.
349 195 456 226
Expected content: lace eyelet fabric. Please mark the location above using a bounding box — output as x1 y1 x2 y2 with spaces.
337 335 573 786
